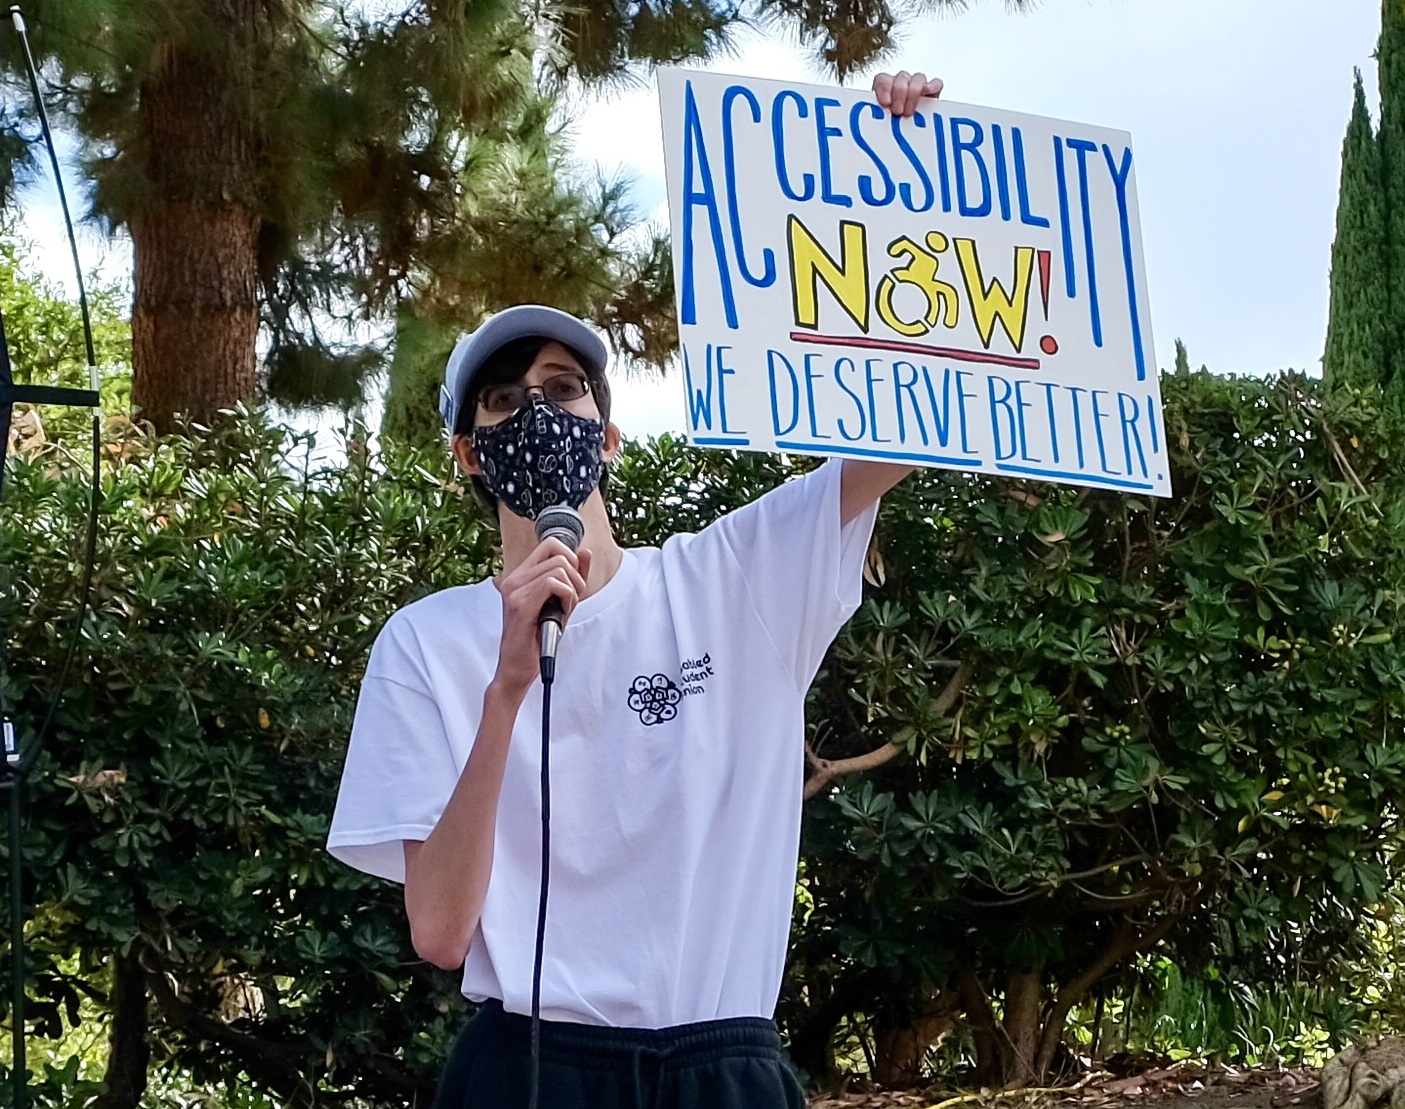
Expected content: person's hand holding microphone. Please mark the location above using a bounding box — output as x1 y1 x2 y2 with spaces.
493 530 592 696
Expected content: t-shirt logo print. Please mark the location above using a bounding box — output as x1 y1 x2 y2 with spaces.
627 674 683 726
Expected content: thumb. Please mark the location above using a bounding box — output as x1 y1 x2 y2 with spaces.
577 547 594 584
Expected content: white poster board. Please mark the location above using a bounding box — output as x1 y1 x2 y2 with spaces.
658 68 1170 496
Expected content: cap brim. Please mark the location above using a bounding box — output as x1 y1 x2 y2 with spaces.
442 305 609 431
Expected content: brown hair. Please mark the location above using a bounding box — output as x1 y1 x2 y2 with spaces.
453 335 612 515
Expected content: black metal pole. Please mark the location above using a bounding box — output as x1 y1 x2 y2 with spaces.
3 749 23 1109
0 13 106 1108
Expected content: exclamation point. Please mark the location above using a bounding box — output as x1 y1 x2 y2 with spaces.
1037 250 1058 356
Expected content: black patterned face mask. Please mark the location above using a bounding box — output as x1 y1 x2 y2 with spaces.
471 397 606 520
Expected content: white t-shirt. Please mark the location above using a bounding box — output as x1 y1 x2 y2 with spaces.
327 460 877 1028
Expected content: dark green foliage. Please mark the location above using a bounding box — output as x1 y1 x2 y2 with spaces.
1381 0 1405 389
381 308 461 450
1325 71 1389 391
0 1 685 430
780 372 1405 1084
2 368 1404 1101
0 414 501 1106
0 0 1035 435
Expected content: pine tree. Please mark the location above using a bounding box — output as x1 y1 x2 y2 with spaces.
1324 69 1389 391
3 2 1032 435
1174 338 1190 374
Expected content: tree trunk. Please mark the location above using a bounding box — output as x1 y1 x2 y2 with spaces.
956 965 1003 1088
872 990 958 1087
130 1 261 434
786 977 866 1088
1001 966 1043 1087
93 951 150 1109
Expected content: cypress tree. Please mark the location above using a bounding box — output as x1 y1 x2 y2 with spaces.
1378 0 1405 389
1324 69 1389 391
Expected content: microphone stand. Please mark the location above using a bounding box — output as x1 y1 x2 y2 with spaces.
0 312 100 1109
2 10 104 1109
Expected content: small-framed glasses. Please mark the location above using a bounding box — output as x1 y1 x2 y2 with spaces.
478 373 592 415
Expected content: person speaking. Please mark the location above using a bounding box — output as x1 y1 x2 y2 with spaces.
328 68 943 1109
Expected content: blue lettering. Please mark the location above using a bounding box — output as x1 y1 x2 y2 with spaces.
1103 143 1146 380
835 357 867 440
892 360 928 446
1068 137 1104 347
1117 392 1148 478
714 345 743 435
772 91 815 202
865 358 893 443
1038 381 1061 464
1055 136 1076 298
1013 128 1050 229
767 350 801 435
850 102 896 207
1014 379 1039 464
815 97 853 208
1067 385 1089 468
802 353 834 439
1090 389 1114 473
931 113 953 213
721 86 777 288
681 82 737 328
992 124 1012 222
951 118 992 218
988 376 1018 462
682 344 713 431
921 364 956 449
891 113 934 213
956 370 980 455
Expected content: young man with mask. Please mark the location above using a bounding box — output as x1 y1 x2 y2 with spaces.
329 69 943 1109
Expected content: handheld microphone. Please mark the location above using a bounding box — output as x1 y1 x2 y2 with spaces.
534 505 584 684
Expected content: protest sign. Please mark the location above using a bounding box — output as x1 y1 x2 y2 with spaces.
657 68 1170 496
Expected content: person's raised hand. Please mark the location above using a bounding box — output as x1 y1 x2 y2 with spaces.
492 538 593 697
872 70 944 118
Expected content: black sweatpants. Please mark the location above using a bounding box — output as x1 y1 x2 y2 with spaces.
431 999 808 1109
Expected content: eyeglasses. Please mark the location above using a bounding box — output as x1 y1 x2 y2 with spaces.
478 373 593 415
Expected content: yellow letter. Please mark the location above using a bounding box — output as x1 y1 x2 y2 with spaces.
875 232 961 338
789 216 870 332
954 238 1036 351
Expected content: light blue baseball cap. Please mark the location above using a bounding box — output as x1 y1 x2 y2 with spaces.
439 304 609 433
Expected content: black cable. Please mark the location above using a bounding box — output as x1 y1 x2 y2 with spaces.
7 4 102 777
2 11 105 1109
10 8 98 369
528 675 553 1109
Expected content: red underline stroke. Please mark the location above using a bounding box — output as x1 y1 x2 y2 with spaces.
788 331 1043 372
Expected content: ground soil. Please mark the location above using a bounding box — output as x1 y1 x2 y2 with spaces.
807 1063 1323 1109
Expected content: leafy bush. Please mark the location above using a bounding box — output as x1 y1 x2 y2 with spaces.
2 369 1405 1104
781 371 1405 1086
1 412 495 1106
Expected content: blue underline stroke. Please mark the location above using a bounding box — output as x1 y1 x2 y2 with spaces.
776 440 983 467
996 463 1154 490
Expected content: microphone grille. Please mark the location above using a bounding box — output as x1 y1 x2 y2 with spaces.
535 504 585 552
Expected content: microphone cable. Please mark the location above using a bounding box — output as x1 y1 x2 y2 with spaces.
528 670 553 1109
526 503 581 1109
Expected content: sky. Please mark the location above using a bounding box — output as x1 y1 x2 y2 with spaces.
10 0 1386 439
575 0 1383 436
